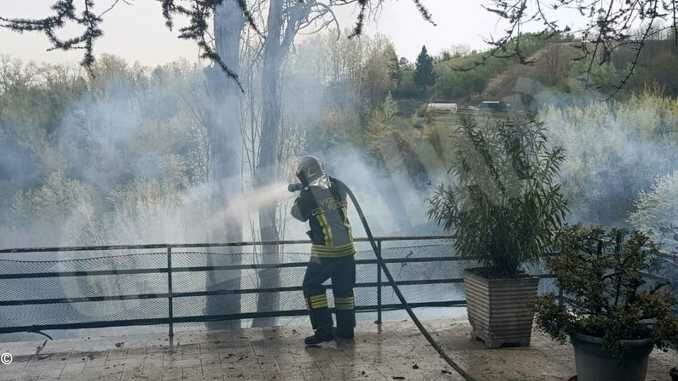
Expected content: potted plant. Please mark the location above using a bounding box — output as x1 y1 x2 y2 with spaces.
536 226 678 381
428 114 567 348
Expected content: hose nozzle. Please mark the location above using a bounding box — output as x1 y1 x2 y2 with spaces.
288 183 304 192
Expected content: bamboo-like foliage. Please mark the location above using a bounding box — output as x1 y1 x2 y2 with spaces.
536 226 678 357
427 114 567 276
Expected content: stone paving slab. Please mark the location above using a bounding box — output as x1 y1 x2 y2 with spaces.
0 320 675 381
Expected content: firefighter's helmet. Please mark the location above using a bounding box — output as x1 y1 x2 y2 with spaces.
296 155 325 184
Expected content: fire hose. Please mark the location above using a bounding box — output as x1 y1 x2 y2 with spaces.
290 179 477 381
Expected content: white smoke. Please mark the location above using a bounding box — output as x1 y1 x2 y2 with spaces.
540 92 678 226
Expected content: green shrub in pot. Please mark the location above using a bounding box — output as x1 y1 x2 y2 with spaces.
536 226 678 381
428 114 568 347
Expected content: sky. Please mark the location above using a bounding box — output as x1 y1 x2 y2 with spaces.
0 1 519 67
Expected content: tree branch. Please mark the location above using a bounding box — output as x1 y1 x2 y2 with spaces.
480 0 677 93
0 0 435 87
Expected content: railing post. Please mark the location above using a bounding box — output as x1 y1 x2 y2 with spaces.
167 246 174 347
376 239 382 326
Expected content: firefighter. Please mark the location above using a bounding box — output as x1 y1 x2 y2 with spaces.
290 155 356 345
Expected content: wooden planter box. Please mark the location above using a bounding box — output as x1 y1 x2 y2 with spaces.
464 269 539 348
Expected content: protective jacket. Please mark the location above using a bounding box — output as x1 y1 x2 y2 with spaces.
293 175 357 339
291 177 356 258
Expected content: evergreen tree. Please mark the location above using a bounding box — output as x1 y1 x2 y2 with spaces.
414 45 435 93
384 44 401 87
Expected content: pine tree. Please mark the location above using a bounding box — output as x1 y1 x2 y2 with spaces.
414 45 435 93
384 44 401 87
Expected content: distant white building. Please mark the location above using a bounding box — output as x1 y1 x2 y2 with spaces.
478 101 510 112
425 103 458 114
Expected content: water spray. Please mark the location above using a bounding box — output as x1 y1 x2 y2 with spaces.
197 182 294 231
289 178 476 381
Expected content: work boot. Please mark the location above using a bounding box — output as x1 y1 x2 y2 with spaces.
304 331 334 346
334 327 354 340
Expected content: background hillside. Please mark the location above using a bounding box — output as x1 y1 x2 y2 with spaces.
1 30 677 251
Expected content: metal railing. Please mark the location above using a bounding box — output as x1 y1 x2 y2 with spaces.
0 236 673 342
0 236 475 341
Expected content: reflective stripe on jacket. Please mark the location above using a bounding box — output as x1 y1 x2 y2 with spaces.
291 178 355 257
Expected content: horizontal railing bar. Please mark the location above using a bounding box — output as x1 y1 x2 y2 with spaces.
0 262 318 279
0 257 473 279
0 293 170 306
170 262 309 273
173 279 464 298
0 268 169 279
356 300 467 311
0 279 467 305
172 287 302 298
0 300 466 334
359 279 463 287
0 318 171 333
0 236 454 254
0 272 660 304
356 257 473 264
172 257 474 272
363 236 454 242
0 266 563 282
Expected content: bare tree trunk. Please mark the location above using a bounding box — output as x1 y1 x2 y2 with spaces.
252 0 284 327
204 0 245 330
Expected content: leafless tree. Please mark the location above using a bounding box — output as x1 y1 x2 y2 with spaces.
202 0 247 329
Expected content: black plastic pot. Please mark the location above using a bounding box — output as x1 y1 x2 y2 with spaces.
571 333 654 381
670 367 678 381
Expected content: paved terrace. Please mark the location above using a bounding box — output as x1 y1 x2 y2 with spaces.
0 320 675 381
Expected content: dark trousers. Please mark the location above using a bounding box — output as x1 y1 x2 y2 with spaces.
302 255 356 336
